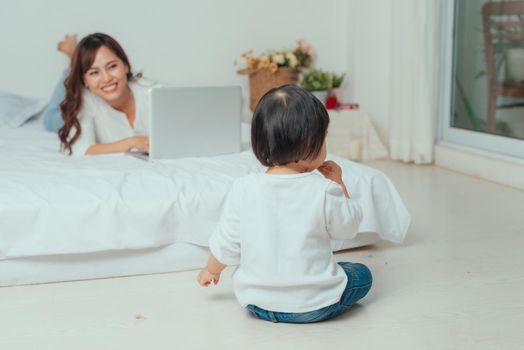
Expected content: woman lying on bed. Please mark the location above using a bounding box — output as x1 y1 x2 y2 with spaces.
46 33 155 156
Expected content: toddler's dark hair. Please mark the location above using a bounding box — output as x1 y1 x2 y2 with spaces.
251 84 329 167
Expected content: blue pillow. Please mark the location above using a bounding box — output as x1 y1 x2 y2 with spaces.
0 91 47 127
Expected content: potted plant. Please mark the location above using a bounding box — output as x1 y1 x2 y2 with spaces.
300 68 332 102
328 72 345 101
331 72 345 90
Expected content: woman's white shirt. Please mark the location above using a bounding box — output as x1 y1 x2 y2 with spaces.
209 171 363 313
70 78 157 156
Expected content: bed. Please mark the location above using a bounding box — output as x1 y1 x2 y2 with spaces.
0 97 410 287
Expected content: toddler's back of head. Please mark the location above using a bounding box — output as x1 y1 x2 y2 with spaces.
251 84 329 167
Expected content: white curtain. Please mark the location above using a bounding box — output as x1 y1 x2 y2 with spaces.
388 0 440 164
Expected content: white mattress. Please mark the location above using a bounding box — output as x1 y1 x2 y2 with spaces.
0 234 382 287
0 118 409 286
0 242 210 286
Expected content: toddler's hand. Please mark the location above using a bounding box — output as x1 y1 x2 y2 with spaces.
197 268 220 287
318 161 343 184
319 161 350 198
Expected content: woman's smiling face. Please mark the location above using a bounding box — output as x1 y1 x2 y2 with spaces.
83 45 129 104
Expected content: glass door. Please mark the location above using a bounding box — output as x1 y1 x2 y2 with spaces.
440 0 524 159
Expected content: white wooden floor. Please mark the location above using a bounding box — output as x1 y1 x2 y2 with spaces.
1 161 523 350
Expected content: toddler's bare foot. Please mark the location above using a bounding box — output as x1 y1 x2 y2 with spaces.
57 34 78 58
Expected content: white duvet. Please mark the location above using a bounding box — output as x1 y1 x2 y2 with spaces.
0 121 410 260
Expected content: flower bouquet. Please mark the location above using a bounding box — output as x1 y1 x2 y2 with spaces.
237 40 315 111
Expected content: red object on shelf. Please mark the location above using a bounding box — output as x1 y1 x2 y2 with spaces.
325 96 338 110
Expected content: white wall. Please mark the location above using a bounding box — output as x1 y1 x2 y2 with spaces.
0 0 349 113
1 0 397 144
347 0 392 144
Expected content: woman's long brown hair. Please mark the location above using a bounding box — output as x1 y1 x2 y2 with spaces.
58 33 136 154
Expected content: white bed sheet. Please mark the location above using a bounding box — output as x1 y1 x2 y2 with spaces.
0 120 410 261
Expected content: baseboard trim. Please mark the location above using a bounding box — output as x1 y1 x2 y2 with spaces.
435 142 524 191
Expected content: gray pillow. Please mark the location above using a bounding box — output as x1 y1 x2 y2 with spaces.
0 91 47 127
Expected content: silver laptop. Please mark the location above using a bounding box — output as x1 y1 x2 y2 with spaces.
131 86 242 160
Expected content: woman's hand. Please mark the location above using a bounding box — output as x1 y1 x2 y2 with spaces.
197 268 221 287
127 136 149 152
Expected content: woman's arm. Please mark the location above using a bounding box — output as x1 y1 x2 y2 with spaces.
85 135 149 155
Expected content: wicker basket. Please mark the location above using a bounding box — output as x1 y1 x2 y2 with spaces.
238 67 300 111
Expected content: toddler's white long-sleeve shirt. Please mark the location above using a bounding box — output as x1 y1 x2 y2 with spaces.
209 171 363 313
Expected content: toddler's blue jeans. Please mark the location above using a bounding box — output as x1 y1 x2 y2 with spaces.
246 262 372 323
